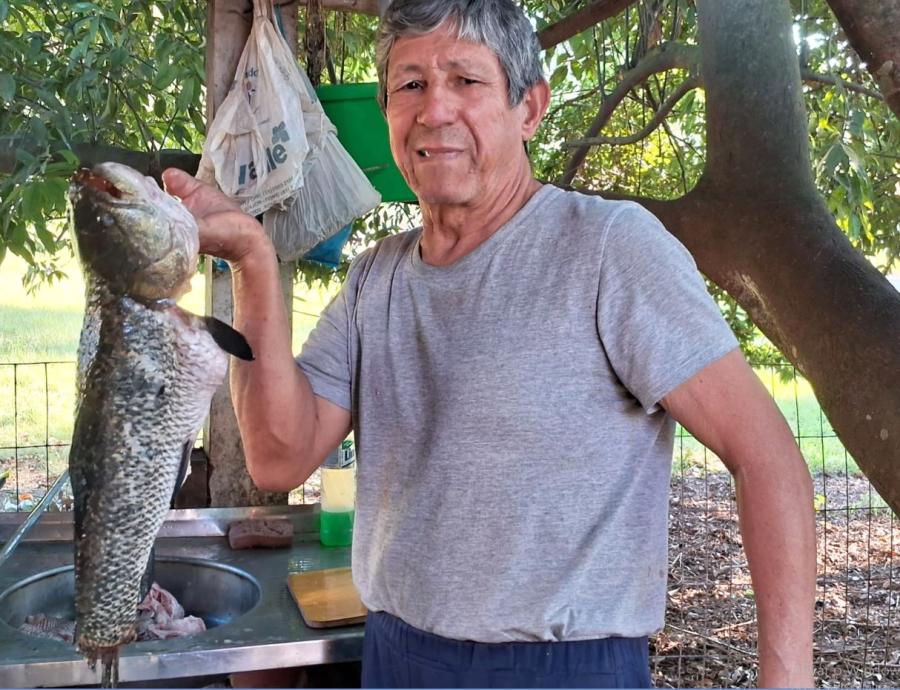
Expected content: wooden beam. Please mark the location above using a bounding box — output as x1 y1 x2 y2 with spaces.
300 0 379 15
537 0 638 50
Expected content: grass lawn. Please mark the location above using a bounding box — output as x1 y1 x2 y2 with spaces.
674 369 859 477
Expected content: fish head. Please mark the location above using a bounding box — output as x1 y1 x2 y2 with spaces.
69 162 199 301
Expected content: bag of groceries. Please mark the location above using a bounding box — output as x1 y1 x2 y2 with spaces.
196 0 309 217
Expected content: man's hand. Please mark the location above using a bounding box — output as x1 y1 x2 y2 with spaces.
161 168 272 265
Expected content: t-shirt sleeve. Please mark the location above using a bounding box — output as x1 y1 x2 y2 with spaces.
295 251 371 411
596 202 739 412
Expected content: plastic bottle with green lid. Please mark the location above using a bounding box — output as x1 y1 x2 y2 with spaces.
319 440 355 547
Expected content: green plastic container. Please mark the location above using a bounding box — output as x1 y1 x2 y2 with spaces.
315 82 416 204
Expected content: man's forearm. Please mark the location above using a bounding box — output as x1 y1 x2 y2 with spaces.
229 244 322 491
734 456 816 688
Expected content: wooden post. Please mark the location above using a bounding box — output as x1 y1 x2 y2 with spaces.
203 0 297 506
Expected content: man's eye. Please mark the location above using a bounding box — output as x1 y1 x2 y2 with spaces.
402 81 422 90
461 78 479 85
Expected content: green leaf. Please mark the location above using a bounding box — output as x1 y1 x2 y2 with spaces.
21 182 43 220
172 122 189 146
0 1 8 23
549 63 568 89
0 72 13 103
190 107 206 135
36 222 56 253
14 148 37 166
822 143 846 178
59 149 80 166
848 212 861 240
175 78 195 113
108 47 129 69
841 143 866 178
153 64 177 92
10 242 35 266
849 110 865 139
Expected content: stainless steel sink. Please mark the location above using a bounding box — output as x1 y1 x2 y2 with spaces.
0 557 261 635
0 506 363 688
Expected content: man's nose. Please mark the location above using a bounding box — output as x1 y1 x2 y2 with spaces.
416 83 457 128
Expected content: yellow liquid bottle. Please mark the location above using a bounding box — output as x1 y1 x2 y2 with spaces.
320 441 355 547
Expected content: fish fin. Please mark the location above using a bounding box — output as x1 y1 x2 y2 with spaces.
203 317 254 361
171 440 193 507
140 543 156 601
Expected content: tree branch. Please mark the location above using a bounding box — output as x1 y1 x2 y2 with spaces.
559 41 700 185
537 0 639 50
557 38 878 183
0 137 200 183
297 0 378 15
563 75 700 148
800 69 885 100
825 0 900 119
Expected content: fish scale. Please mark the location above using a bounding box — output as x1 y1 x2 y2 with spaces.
67 163 251 686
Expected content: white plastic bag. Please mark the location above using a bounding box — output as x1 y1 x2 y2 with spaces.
262 33 381 261
197 0 309 216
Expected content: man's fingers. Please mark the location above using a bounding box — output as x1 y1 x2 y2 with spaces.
162 168 200 196
162 168 244 217
161 167 202 198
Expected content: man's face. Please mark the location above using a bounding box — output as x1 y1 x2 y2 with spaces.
384 24 540 208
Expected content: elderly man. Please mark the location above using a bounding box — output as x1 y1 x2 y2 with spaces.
164 0 815 686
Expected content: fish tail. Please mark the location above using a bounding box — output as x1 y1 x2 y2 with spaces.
83 645 121 687
99 649 120 688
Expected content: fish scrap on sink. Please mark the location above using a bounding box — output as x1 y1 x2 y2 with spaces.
67 162 253 686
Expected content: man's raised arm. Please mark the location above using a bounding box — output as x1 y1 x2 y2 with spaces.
163 169 351 492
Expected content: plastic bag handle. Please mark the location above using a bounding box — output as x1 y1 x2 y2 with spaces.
252 0 274 22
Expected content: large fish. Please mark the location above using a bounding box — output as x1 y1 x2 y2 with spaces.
67 162 252 685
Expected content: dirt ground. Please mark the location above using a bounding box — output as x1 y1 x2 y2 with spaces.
656 473 899 688
2 457 897 688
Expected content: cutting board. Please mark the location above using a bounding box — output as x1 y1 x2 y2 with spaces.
287 567 367 628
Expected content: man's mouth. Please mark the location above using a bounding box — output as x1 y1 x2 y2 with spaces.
416 147 461 159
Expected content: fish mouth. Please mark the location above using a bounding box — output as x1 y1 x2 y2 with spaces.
72 167 148 210
73 168 123 199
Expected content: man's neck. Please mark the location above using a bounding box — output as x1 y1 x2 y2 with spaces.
419 175 542 267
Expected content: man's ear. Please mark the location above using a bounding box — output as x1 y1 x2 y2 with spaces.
520 80 551 141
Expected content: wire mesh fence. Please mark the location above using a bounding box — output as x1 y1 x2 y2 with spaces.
0 359 896 686
654 364 898 688
0 361 76 512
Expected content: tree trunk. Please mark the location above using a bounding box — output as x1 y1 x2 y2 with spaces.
623 1 900 513
826 0 900 119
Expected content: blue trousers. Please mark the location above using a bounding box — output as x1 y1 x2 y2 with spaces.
361 610 652 688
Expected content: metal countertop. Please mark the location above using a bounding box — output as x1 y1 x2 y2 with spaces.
0 506 364 687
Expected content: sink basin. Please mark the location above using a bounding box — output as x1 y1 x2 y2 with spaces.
0 557 261 635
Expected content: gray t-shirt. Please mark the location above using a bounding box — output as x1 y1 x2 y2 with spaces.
298 185 738 642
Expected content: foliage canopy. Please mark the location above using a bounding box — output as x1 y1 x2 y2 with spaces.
0 0 897 360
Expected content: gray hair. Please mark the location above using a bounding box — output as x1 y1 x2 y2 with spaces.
376 0 544 111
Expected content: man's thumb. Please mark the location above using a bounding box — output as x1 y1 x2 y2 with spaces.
162 167 201 198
